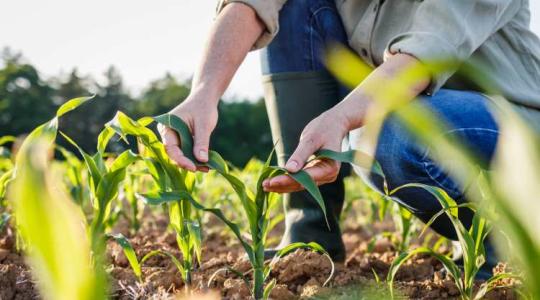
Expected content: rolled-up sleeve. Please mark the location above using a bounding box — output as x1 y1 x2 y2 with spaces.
216 0 287 49
385 0 521 95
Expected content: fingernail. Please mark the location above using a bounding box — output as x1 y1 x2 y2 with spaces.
199 150 208 161
263 180 269 187
286 160 298 171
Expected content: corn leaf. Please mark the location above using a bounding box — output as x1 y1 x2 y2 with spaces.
137 191 254 262
387 247 463 298
109 233 142 281
263 279 277 300
141 250 185 276
0 212 10 232
268 242 335 286
56 96 94 117
10 140 104 300
154 113 198 164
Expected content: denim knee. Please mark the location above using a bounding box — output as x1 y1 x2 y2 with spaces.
367 113 465 214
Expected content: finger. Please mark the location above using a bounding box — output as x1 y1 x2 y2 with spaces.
193 121 210 163
303 160 340 183
264 182 304 193
196 166 210 173
267 175 298 188
165 144 196 171
285 135 320 173
160 126 199 171
160 126 181 147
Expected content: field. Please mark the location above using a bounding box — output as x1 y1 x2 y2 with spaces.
0 176 521 300
1 53 540 300
0 96 529 300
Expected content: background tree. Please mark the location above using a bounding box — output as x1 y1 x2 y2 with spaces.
0 48 272 167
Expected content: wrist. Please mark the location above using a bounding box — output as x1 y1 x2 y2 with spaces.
333 92 372 131
188 82 222 106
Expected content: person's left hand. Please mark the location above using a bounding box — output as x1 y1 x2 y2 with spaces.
262 108 350 193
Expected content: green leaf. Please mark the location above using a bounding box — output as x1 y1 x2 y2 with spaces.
10 139 105 300
0 136 16 146
0 213 10 232
56 96 94 117
109 150 139 172
153 113 198 164
315 149 385 179
285 169 329 229
137 191 255 262
141 250 185 278
391 183 459 218
268 242 335 286
263 279 277 300
96 127 115 154
60 132 103 187
108 233 142 281
387 247 463 298
187 221 202 265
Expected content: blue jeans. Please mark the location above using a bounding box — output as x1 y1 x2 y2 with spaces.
260 0 499 240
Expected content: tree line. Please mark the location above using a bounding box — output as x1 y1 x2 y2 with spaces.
0 48 272 167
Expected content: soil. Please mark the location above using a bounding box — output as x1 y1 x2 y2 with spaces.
0 211 520 300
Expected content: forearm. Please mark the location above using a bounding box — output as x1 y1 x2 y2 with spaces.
333 53 431 130
191 3 265 103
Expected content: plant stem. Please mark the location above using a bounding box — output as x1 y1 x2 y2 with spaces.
253 266 264 300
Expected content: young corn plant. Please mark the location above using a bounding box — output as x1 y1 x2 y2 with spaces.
327 45 538 297
105 112 201 289
135 114 335 300
385 184 497 300
56 145 89 207
109 233 185 283
8 96 106 300
60 129 139 252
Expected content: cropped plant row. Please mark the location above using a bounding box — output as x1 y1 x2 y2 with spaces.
0 97 338 300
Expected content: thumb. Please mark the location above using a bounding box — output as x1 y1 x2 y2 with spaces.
286 136 319 173
193 122 211 162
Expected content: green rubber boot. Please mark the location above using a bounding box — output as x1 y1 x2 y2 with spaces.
262 71 347 262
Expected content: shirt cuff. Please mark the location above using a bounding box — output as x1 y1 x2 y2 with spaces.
216 0 280 50
385 32 460 95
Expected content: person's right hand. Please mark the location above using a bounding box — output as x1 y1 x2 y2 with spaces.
158 93 218 172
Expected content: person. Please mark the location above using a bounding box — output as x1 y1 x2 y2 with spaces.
158 0 540 278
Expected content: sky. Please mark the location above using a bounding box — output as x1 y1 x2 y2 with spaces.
1 0 540 101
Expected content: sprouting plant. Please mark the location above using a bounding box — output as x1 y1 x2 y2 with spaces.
327 44 540 297
8 96 106 300
391 203 416 252
316 148 520 299
109 233 189 284
123 168 143 233
56 145 88 207
135 114 335 300
104 112 201 290
386 183 520 300
60 129 139 252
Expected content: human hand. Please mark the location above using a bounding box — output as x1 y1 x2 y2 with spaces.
158 92 218 172
262 109 351 193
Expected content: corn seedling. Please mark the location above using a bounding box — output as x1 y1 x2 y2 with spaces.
326 45 540 297
105 112 201 289
386 184 494 300
56 145 88 207
134 114 334 300
8 96 106 300
60 130 139 252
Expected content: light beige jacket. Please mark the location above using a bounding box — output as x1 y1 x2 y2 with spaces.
217 0 540 130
